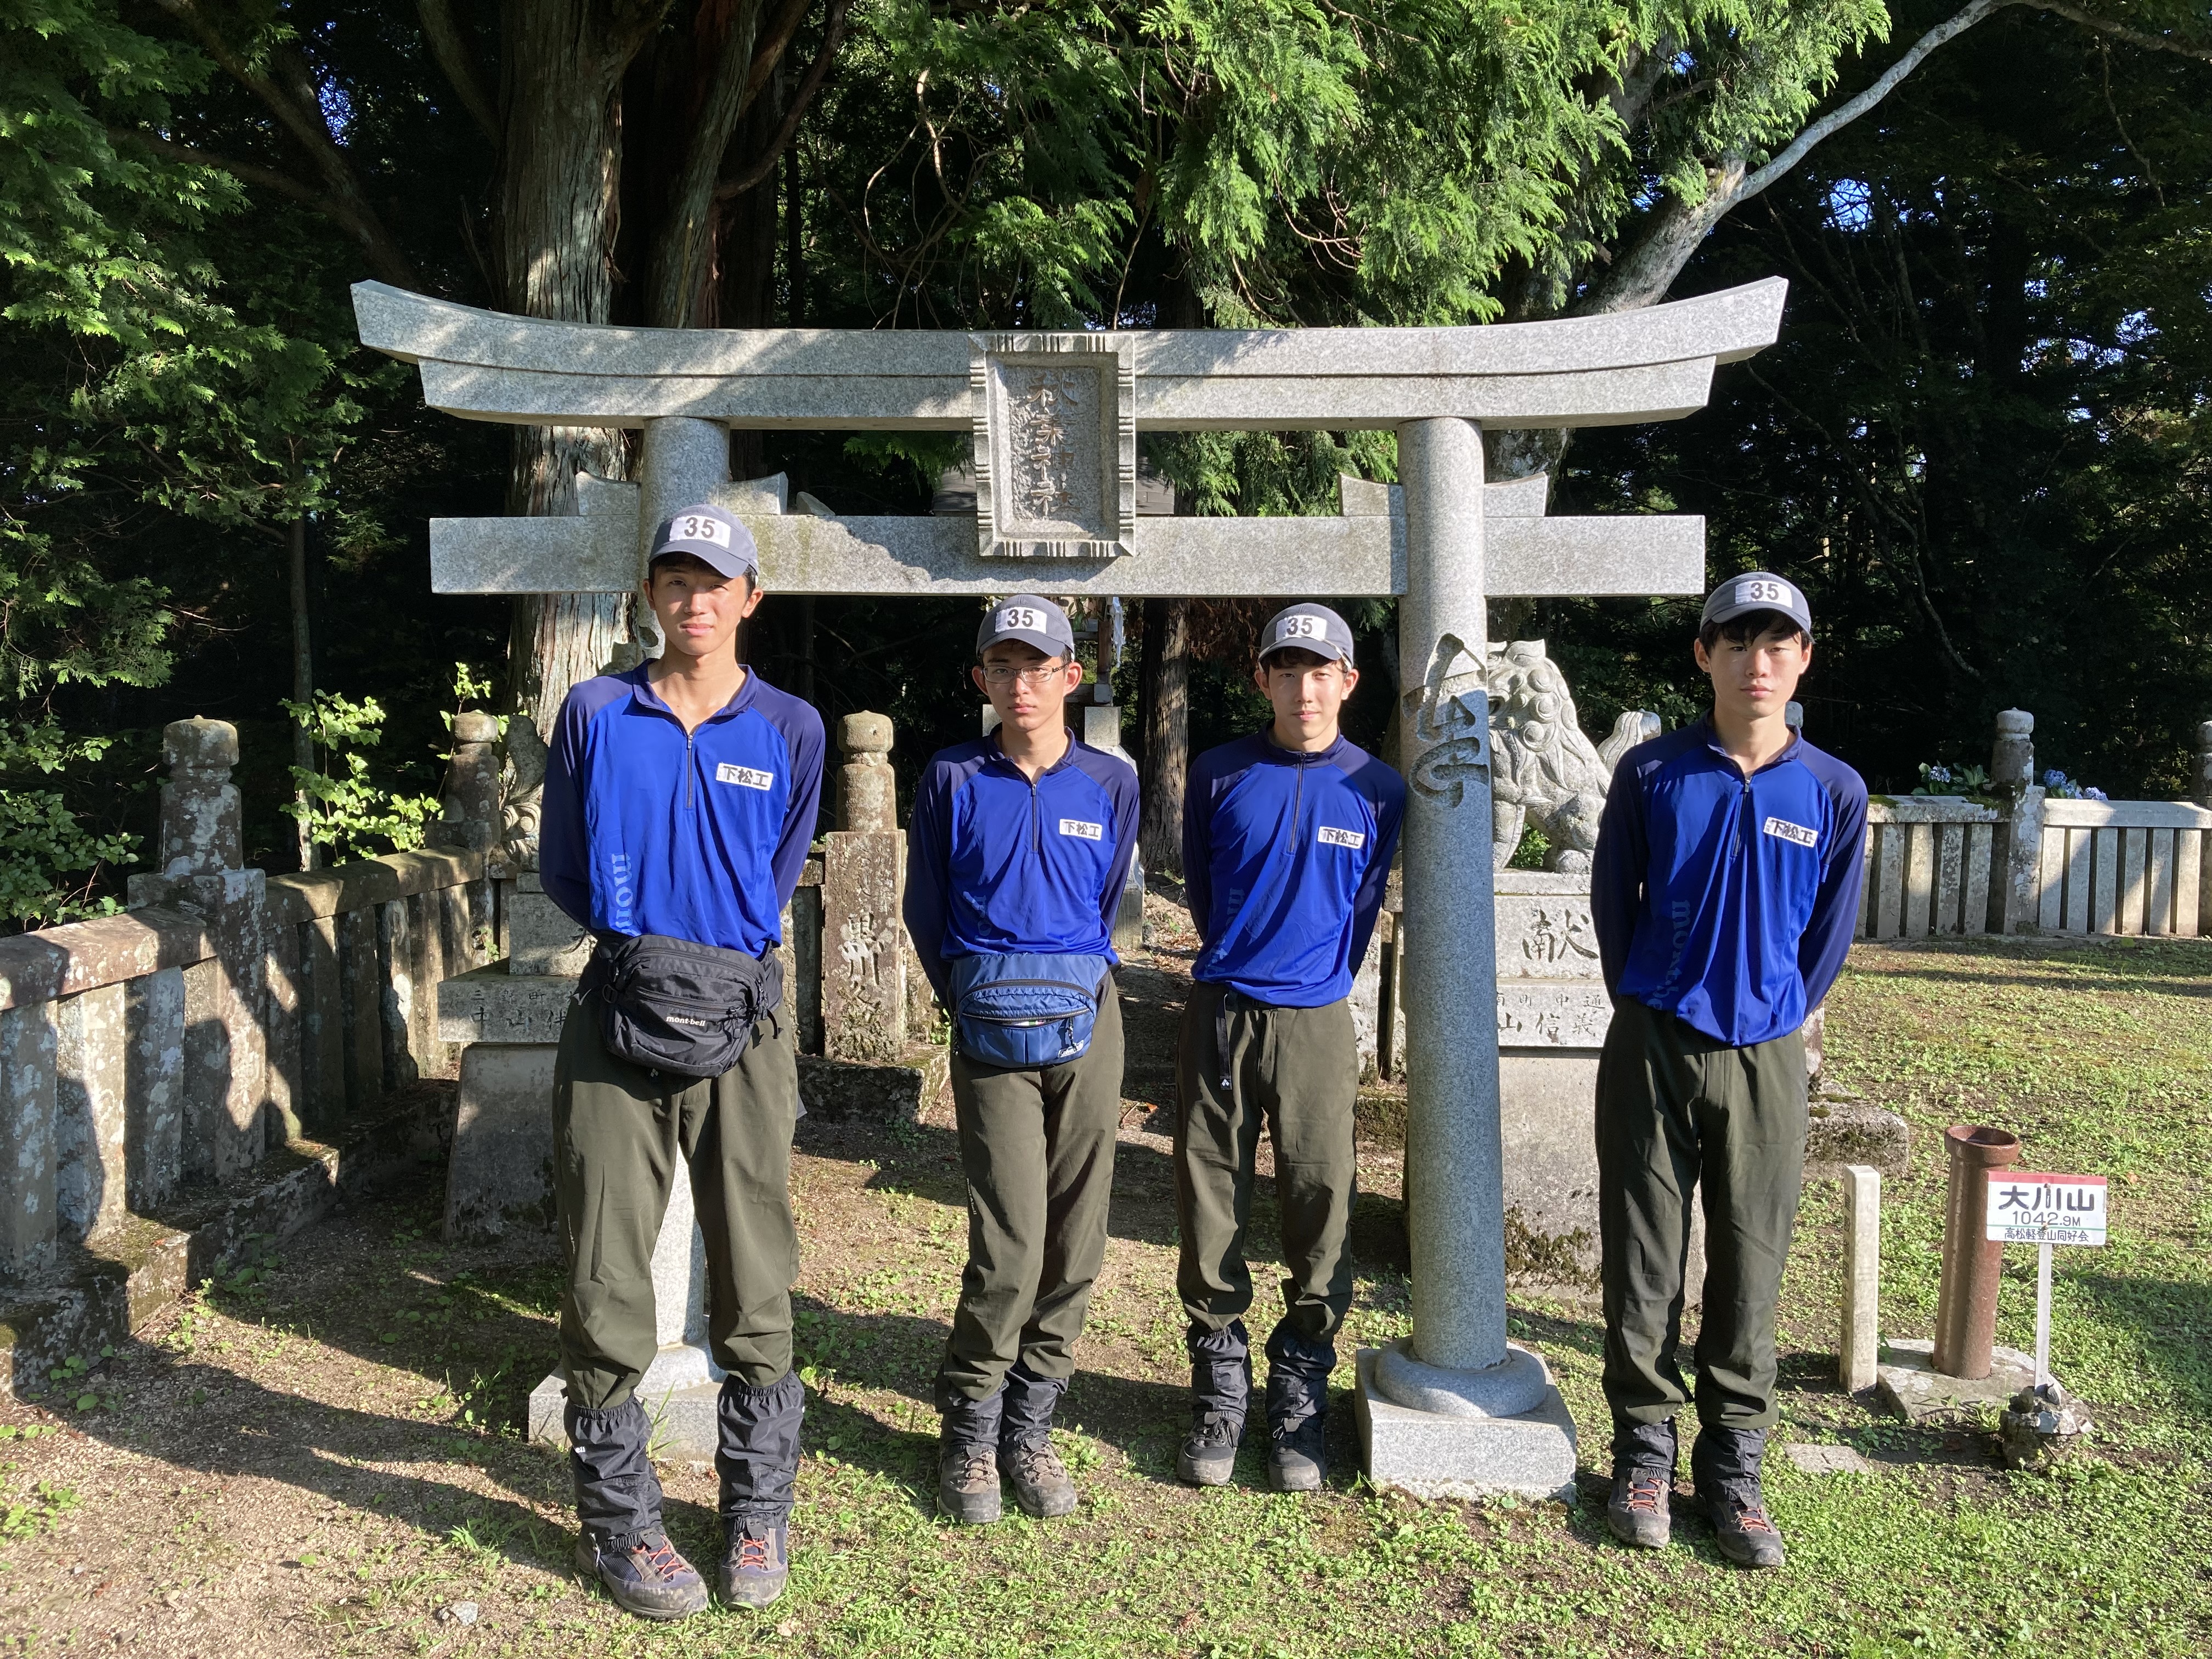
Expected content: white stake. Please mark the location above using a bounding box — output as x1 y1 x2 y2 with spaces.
2034 1240 2053 1389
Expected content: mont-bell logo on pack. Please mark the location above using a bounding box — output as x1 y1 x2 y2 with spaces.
716 763 775 791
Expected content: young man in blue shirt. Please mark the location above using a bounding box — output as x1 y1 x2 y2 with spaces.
904 595 1140 1525
539 504 825 1618
1590 572 1866 1569
1175 603 1406 1492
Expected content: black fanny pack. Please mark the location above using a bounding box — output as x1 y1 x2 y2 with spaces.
579 933 783 1079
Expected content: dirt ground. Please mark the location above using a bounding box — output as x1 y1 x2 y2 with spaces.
0 903 1410 1657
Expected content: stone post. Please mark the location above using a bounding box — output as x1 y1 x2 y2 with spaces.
1988 710 2046 934
822 712 905 1064
1839 1165 1882 1392
0 998 58 1282
1394 418 1508 1372
2192 719 2212 810
1990 708 2034 789
1357 417 1574 1497
433 710 503 852
126 719 271 1182
639 417 732 573
837 712 896 832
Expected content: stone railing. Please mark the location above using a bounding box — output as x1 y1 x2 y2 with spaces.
0 715 498 1384
1857 710 2212 941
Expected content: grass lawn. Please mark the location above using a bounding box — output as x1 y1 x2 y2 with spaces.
0 934 2206 1656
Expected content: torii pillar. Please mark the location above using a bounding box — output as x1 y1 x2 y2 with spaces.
357 281 1786 1492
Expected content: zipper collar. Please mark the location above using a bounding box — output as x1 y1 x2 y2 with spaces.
1256 727 1347 768
988 726 1082 780
624 662 757 726
1696 715 1801 781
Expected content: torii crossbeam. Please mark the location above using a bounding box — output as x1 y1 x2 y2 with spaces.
354 278 1786 1497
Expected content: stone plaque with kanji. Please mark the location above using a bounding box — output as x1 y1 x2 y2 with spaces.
969 332 1136 558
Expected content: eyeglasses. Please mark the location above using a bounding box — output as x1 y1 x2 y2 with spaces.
980 661 1068 687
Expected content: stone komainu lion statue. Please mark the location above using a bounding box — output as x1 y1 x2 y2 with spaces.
1485 640 1658 873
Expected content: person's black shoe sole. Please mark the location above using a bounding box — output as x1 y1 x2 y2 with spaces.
1605 1503 1671 1548
1266 1453 1324 1493
574 1539 709 1620
1009 1475 1078 1518
938 1482 1002 1525
1178 1444 1235 1487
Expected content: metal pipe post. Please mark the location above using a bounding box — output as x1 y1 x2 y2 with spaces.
1933 1123 2022 1378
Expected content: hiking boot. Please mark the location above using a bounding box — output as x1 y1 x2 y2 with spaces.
574 1531 709 1621
1267 1410 1327 1492
1005 1438 1079 1519
1704 1485 1786 1568
938 1442 1002 1524
719 1520 789 1609
1606 1417 1678 1548
1606 1469 1672 1548
1178 1412 1242 1487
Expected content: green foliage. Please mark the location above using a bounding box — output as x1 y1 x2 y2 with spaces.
1561 12 2212 793
280 691 442 865
0 720 135 925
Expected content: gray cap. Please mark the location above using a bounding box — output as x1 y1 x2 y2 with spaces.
650 504 758 581
1258 602 1356 668
1701 571 1811 635
976 594 1076 659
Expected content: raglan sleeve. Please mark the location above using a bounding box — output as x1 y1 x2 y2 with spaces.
1345 765 1406 976
1798 762 1869 1012
1591 754 1649 996
770 697 826 910
902 760 955 1004
538 690 593 931
1101 755 1141 937
1181 755 1215 948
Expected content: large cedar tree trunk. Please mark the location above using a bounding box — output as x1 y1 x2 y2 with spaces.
494 1 654 742
1137 598 1190 877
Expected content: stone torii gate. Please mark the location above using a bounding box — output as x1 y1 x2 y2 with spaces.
353 278 1785 1496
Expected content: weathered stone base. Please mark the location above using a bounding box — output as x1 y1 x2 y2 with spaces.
1353 1347 1579 1500
443 1043 557 1242
528 1345 726 1463
2 1083 452 1396
798 1045 949 1123
1876 1337 2037 1425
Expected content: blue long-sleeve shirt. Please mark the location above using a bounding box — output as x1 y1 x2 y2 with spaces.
538 665 825 955
903 732 1140 1003
1592 718 1867 1047
1184 730 1407 1007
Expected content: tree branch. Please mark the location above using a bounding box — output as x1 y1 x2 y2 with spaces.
716 0 850 204
416 0 500 144
1736 0 2016 203
2025 0 2212 61
745 0 817 108
1588 0 2013 313
144 0 421 289
109 127 417 288
647 0 770 327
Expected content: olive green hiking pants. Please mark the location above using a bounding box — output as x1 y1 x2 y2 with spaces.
552 998 800 1409
1596 997 1807 1431
935 986 1125 1407
1174 983 1359 1347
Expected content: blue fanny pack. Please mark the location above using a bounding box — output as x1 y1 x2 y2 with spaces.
949 951 1113 1069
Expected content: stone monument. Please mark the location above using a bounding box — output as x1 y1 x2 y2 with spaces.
354 276 1787 1497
